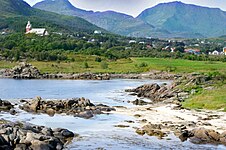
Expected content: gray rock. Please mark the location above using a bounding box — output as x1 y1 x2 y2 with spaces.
61 129 74 138
30 140 51 150
9 109 17 115
14 144 27 150
78 111 94 119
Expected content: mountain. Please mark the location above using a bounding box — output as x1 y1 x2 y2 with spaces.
33 0 157 37
34 0 226 38
137 1 226 38
0 0 102 33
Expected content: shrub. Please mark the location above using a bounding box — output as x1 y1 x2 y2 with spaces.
165 66 177 72
100 61 108 69
83 62 89 68
135 62 148 68
95 57 102 62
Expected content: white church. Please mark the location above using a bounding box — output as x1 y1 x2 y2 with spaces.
25 21 49 36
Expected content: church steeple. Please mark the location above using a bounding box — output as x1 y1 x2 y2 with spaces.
26 21 32 33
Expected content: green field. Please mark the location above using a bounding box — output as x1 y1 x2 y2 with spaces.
182 85 226 111
1 56 225 74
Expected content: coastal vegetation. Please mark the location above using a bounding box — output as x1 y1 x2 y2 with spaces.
182 85 226 110
0 57 226 74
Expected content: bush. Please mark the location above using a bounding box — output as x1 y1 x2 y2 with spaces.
165 66 177 72
83 62 89 68
95 57 102 62
100 61 108 69
135 62 148 68
71 58 75 62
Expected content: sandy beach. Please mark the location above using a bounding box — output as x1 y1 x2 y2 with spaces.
113 103 226 134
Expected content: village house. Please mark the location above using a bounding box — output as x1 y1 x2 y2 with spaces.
25 21 49 36
162 46 176 52
223 47 226 55
129 40 137 44
139 41 145 44
94 30 102 34
184 48 200 55
209 50 220 55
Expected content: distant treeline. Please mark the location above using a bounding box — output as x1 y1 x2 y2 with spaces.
0 33 225 62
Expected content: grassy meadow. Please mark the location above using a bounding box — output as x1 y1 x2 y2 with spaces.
1 55 225 74
182 85 226 111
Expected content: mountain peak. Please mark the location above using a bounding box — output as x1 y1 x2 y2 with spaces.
160 1 184 5
33 0 226 38
35 0 74 9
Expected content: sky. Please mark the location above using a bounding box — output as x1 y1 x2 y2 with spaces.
24 0 226 17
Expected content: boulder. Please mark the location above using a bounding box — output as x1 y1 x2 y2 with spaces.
29 98 41 112
20 97 114 119
14 144 27 150
0 99 14 111
9 109 17 115
131 99 149 105
0 120 75 150
78 111 94 119
30 140 51 150
136 124 166 138
46 108 55 117
61 129 74 138
179 128 226 145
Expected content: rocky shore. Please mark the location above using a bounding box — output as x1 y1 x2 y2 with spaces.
114 73 226 146
114 103 226 146
0 63 110 80
0 97 115 149
19 97 115 119
111 71 177 80
0 64 225 148
0 63 176 80
180 128 226 145
125 73 213 106
0 120 75 150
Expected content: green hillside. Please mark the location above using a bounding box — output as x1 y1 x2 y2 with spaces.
138 1 226 38
0 0 103 33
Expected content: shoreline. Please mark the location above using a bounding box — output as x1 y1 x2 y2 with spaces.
0 63 225 147
0 70 177 80
0 62 177 80
113 102 226 134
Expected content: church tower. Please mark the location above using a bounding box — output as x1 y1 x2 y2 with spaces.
26 21 32 33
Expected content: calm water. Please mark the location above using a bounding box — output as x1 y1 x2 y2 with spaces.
0 79 225 150
0 78 169 106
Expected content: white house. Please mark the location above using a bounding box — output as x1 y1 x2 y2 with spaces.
129 40 137 44
209 50 220 55
25 21 49 36
94 30 102 34
139 41 145 44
